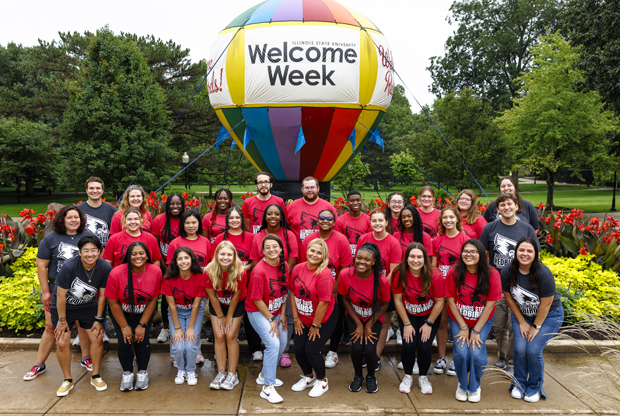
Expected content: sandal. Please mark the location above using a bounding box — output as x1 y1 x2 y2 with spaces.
280 354 291 368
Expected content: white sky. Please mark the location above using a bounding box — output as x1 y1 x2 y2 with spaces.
1 0 455 108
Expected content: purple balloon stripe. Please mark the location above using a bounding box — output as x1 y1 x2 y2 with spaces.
269 107 302 181
271 0 303 21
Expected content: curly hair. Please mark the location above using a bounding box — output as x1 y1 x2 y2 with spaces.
119 185 148 212
396 206 424 245
205 241 244 292
259 204 292 255
165 246 203 280
223 206 247 242
356 242 384 319
209 188 234 238
52 206 86 234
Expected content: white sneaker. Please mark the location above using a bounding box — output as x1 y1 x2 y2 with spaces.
220 372 238 390
432 337 437 347
386 327 395 342
399 375 413 393
120 371 133 392
396 329 403 345
196 354 205 364
524 391 541 403
72 335 80 347
135 370 149 390
186 371 198 386
157 328 169 343
175 370 185 385
260 385 283 403
511 387 524 399
456 384 468 401
413 359 419 375
468 387 481 403
397 361 404 370
324 351 338 368
252 351 263 361
291 375 316 391
256 372 283 387
308 378 328 397
102 333 109 343
210 372 226 390
418 376 433 394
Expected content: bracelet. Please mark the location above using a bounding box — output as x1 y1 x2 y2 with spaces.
122 326 130 332
425 319 434 326
293 317 300 322
59 317 67 323
94 316 104 323
218 315 224 319
175 327 181 330
472 329 481 335
403 322 412 327
460 325 468 330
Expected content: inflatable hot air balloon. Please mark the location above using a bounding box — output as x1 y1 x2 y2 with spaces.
207 0 394 191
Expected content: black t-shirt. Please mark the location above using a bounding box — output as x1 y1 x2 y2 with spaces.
77 201 117 247
500 263 561 318
479 219 540 269
37 230 94 284
52 256 112 310
483 199 539 231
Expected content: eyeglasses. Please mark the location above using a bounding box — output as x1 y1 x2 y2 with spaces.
127 185 143 191
389 200 404 205
256 181 270 186
303 186 317 191
462 250 479 256
457 197 471 202
319 216 334 221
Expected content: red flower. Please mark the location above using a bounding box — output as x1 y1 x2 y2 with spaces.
0 244 3 252
579 247 588 255
545 235 554 244
182 192 189 200
161 194 168 203
20 208 35 220
24 225 36 236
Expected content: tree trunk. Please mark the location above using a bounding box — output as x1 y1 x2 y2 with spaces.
545 169 555 208
208 183 213 198
15 180 21 204
25 178 35 197
512 169 519 185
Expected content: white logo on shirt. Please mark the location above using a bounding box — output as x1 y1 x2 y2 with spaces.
510 285 541 316
295 297 314 315
84 215 109 245
268 296 286 313
66 278 97 305
57 242 79 272
492 234 517 267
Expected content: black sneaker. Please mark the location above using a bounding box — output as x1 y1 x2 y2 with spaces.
366 375 378 393
375 358 381 372
349 375 364 392
340 333 350 345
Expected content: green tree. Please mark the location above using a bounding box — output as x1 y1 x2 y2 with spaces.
390 149 419 184
0 118 60 201
496 31 618 208
428 0 563 111
332 156 369 197
195 141 257 197
60 27 174 194
409 88 508 192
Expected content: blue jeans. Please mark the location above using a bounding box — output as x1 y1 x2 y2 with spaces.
167 300 205 373
510 304 564 399
248 311 288 386
449 317 494 393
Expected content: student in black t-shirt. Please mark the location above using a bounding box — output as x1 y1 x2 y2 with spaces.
502 237 563 403
76 177 117 249
52 236 112 396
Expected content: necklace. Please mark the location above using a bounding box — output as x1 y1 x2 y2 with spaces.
132 269 147 284
83 262 97 283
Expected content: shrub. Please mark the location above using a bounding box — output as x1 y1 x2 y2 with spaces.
541 251 620 321
0 247 44 331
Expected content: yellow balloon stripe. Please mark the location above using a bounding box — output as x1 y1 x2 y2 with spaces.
215 109 262 172
226 29 245 106
212 103 387 111
358 30 377 107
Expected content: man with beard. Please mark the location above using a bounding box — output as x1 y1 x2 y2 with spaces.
286 177 338 245
243 173 287 235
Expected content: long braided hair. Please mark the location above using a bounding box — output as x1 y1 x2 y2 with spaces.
162 194 185 244
223 206 247 242
209 188 233 238
356 242 384 319
262 234 288 282
259 204 292 256
397 205 424 245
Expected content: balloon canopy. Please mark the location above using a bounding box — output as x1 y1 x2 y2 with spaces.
207 0 394 182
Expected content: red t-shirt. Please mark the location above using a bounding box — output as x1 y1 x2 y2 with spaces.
337 267 391 323
391 268 445 316
432 232 469 277
418 208 440 238
166 236 212 270
334 212 371 257
300 231 352 278
212 232 254 265
289 263 335 327
286 198 337 242
202 269 248 305
151 214 181 261
109 210 153 236
202 212 227 243
461 215 488 240
104 263 162 313
445 267 502 327
250 228 299 261
390 217 399 234
355 233 401 277
394 230 434 258
161 273 206 309
242 194 287 235
103 231 162 268
246 260 289 315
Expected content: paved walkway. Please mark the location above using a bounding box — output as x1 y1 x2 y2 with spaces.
1 342 618 415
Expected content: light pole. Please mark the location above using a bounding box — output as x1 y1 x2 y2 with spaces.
182 152 189 189
612 170 617 212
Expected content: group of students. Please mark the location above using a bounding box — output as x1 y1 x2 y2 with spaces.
23 174 563 405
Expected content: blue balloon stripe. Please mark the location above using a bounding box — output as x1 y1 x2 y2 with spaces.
240 108 287 181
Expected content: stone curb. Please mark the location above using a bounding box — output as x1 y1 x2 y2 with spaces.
1 337 616 354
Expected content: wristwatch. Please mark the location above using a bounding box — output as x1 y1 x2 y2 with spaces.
138 322 147 328
531 323 541 329
311 323 322 329
269 316 276 322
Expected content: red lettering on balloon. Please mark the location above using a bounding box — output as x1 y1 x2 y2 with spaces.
378 44 394 96
207 59 224 94
384 71 394 95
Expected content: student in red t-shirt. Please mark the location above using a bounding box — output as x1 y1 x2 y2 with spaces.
385 192 406 235
300 209 351 369
109 185 153 235
290 239 337 398
392 243 444 395
286 176 337 243
431 206 469 377
243 172 287 235
339 242 390 394
417 186 440 238
168 210 212 270
203 241 247 391
246 235 289 404
355 210 401 367
334 190 371 257
457 189 487 240
103 208 161 269
445 239 502 403
394 206 433 259
105 242 162 392
202 188 233 243
162 247 205 386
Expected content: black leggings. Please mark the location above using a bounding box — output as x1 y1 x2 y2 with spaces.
294 306 339 380
159 295 169 328
348 316 382 377
399 313 440 376
111 311 154 372
328 298 347 353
